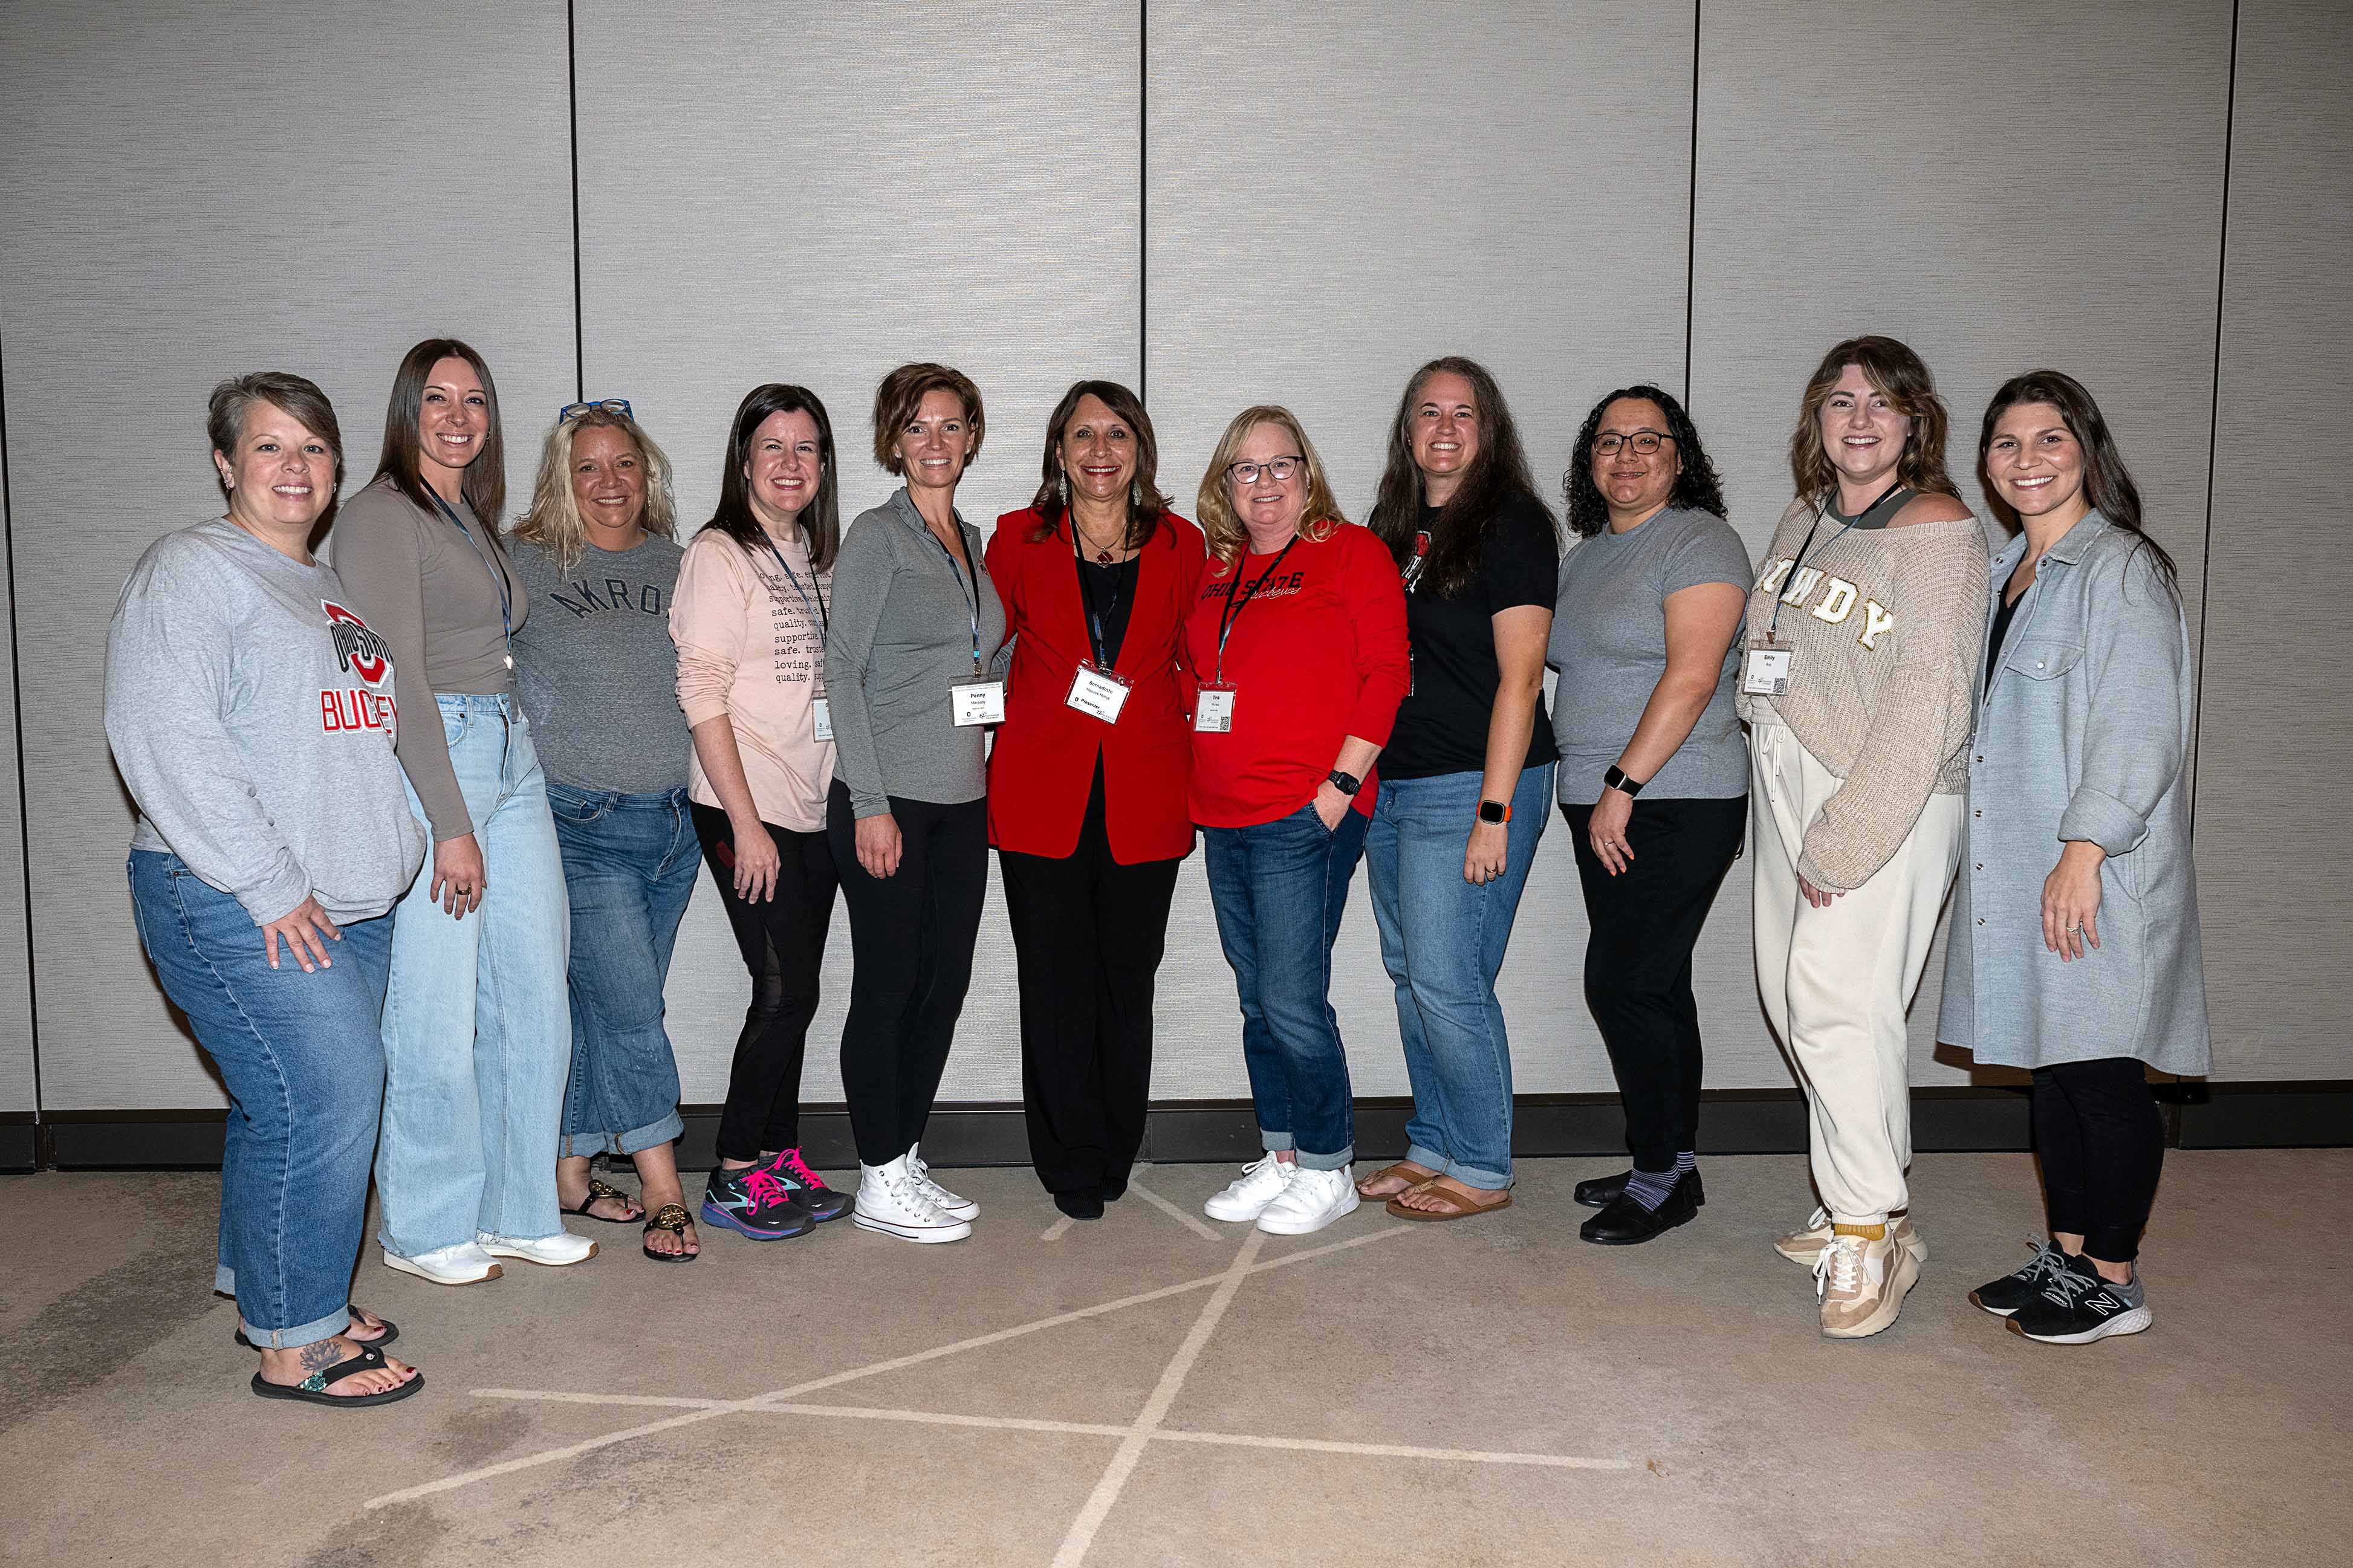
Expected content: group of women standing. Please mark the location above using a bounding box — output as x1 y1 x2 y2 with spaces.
105 329 2209 1405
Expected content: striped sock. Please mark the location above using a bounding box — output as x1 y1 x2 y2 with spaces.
1624 1165 1678 1211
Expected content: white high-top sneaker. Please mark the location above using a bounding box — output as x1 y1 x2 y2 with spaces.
1254 1164 1360 1236
907 1142 979 1220
853 1156 972 1243
1203 1153 1296 1222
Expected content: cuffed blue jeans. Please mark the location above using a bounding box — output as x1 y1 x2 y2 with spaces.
1201 800 1371 1170
1364 763 1551 1190
129 850 394 1349
376 694 571 1257
548 783 696 1159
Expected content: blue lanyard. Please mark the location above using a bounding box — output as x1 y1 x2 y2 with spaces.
1071 519 1131 670
759 534 828 643
420 484 513 643
926 520 986 675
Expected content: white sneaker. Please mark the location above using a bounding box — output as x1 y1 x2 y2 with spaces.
852 1156 972 1243
478 1229 598 1266
1814 1225 1921 1339
1775 1205 1927 1267
1202 1153 1296 1223
1254 1165 1360 1236
907 1142 979 1220
381 1240 503 1286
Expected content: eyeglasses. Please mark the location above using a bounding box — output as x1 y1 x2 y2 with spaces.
1227 455 1304 485
560 398 633 421
1592 429 1673 456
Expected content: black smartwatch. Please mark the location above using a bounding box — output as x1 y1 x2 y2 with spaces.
1326 769 1362 797
1602 765 1646 799
1477 799 1511 824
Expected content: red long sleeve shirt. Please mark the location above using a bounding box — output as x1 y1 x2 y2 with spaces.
1181 522 1410 828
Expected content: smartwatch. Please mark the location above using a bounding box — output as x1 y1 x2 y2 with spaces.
1603 765 1646 799
1326 769 1362 797
1477 800 1511 824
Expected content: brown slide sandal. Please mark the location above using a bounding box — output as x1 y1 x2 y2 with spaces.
1355 1162 1438 1200
1386 1181 1514 1222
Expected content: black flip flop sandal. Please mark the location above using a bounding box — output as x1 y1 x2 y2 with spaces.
249 1343 423 1408
237 1310 398 1352
563 1177 645 1224
642 1203 699 1263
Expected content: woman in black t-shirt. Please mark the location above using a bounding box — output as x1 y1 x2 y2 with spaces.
1358 358 1560 1220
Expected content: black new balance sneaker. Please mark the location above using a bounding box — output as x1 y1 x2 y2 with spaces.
2007 1252 2152 1344
1970 1239 2071 1317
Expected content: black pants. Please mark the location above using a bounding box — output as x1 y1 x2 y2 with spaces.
1562 795 1745 1173
693 803 839 1163
827 782 989 1167
2033 1056 2165 1263
998 763 1183 1197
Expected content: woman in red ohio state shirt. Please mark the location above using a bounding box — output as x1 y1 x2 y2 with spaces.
987 380 1206 1222
1183 404 1408 1239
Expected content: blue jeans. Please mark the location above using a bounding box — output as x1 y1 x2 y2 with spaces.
377 694 572 1257
1201 800 1371 1169
1364 763 1552 1190
548 783 697 1159
128 850 394 1348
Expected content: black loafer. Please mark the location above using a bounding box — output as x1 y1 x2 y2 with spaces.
1054 1187 1105 1221
1574 1168 1705 1211
1579 1171 1702 1245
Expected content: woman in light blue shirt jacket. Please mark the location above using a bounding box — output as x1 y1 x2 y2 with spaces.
1939 370 2209 1348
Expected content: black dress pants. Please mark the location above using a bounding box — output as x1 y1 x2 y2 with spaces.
827 782 989 1168
1562 795 1745 1173
998 763 1183 1197
693 803 839 1163
2032 1056 2165 1263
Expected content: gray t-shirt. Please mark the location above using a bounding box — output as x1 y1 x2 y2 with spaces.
1548 505 1751 804
507 534 690 793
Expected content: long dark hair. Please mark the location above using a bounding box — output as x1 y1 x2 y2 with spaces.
1788 334 1961 505
1368 357 1554 598
374 337 507 526
703 384 840 571
1562 384 1729 538
1026 379 1173 548
1979 369 2177 591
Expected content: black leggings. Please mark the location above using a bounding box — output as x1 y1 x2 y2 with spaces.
693 804 840 1163
2033 1057 2166 1263
827 783 989 1167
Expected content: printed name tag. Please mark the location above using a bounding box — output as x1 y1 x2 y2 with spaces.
951 680 1006 727
1742 648 1793 696
1194 686 1236 733
812 697 833 742
1065 662 1131 723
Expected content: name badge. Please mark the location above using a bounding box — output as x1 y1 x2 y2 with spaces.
951 679 1006 727
1065 661 1131 723
1194 685 1236 733
812 696 833 742
1742 648 1793 696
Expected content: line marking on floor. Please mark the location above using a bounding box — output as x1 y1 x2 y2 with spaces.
1040 1214 1077 1242
1121 1175 1223 1241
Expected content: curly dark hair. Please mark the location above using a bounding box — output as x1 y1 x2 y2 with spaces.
1562 384 1728 537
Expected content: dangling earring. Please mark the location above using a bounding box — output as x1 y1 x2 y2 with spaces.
1058 471 1069 500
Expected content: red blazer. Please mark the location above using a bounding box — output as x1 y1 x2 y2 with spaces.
986 507 1207 863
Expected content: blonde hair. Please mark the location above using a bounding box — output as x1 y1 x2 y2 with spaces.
1195 405 1345 573
511 407 678 571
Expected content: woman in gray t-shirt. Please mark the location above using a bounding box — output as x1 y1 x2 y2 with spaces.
1546 384 1750 1247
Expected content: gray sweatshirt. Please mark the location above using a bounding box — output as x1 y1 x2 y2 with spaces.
106 520 429 924
823 488 1008 816
507 534 690 792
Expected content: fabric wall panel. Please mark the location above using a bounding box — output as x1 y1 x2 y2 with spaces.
0 2 576 1108
2194 1 2353 1081
1688 0 2231 1087
570 0 1143 1104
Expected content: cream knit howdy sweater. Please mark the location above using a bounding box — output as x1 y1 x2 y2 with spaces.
1738 496 1988 892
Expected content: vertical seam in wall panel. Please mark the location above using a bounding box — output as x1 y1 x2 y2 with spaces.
0 327 42 1129
567 0 586 404
1683 0 1701 404
1138 0 1149 405
2192 0 2240 824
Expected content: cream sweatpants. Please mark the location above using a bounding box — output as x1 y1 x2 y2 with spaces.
1750 722 1963 1226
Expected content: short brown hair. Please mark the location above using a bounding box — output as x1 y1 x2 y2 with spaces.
1195 405 1345 573
1788 334 1959 505
871 363 985 475
206 371 347 526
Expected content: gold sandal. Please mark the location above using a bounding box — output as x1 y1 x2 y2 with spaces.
641 1204 698 1262
564 1177 643 1225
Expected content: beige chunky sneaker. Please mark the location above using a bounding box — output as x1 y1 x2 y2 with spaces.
1774 1205 1927 1267
1813 1226 1921 1339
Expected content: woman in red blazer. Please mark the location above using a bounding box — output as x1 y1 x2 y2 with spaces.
987 379 1206 1220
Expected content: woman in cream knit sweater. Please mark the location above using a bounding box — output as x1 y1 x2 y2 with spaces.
1738 335 1988 1340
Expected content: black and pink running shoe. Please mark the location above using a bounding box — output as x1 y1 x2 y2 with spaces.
700 1162 815 1240
765 1148 852 1223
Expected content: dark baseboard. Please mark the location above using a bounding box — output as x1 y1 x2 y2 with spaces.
22 1081 2348 1172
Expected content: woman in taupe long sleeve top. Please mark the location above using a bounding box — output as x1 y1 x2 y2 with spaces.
329 338 587 1285
822 362 1008 1245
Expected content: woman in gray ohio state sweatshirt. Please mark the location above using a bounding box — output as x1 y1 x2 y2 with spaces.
108 373 426 1405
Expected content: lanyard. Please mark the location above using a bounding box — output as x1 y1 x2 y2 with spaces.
1213 535 1298 684
1767 480 1903 642
420 484 512 642
925 519 986 675
1071 520 1130 670
760 533 828 643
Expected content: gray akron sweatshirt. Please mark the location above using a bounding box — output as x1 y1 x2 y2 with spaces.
106 520 428 924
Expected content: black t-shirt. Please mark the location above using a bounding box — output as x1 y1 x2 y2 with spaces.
1380 491 1562 780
